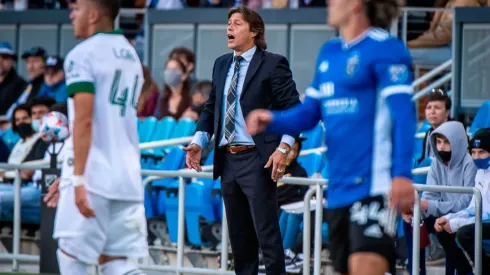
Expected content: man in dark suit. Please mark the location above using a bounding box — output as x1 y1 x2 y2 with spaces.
183 6 300 275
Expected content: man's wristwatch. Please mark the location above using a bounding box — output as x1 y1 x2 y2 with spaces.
276 147 289 157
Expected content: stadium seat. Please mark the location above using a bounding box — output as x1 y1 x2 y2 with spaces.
299 218 329 245
320 158 329 179
413 157 432 185
138 116 158 143
163 181 180 243
211 180 223 221
301 123 324 150
144 146 186 219
170 118 197 139
197 150 215 189
0 184 40 224
468 100 490 137
297 152 324 177
1 128 20 151
141 117 177 157
185 180 216 246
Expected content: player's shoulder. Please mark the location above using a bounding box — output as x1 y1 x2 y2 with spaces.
366 28 410 58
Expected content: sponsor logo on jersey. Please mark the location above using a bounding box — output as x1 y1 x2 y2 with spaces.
323 97 359 115
389 65 408 84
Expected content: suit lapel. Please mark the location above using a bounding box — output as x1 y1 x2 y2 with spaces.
240 48 264 100
216 54 234 123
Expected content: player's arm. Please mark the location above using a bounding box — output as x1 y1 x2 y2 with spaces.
72 93 94 177
375 47 416 180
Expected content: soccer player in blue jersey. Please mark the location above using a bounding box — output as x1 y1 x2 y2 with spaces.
246 0 416 274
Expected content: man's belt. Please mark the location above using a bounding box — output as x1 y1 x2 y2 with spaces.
224 145 256 154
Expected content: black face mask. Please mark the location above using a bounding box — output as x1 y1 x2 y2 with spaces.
438 150 451 163
16 123 34 138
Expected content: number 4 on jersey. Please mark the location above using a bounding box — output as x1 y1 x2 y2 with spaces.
109 69 139 116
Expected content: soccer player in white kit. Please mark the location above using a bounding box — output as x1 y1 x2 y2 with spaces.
44 0 148 274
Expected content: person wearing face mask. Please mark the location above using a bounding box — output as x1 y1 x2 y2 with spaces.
152 58 191 120
0 104 48 183
402 121 477 275
432 128 490 275
29 96 56 133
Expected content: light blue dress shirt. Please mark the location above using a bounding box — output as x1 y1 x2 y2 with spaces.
191 46 294 149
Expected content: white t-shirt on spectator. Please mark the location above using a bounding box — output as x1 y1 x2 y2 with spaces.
3 133 42 180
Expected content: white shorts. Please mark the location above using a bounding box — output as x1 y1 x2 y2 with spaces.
53 184 148 264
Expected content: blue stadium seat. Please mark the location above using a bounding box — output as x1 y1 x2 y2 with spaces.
142 117 177 157
197 150 215 189
138 116 158 143
0 184 40 224
468 100 490 137
413 157 432 185
1 128 20 151
185 180 216 246
163 181 180 243
171 118 197 139
301 124 324 150
144 146 186 219
297 152 324 177
211 180 223 221
299 218 329 245
320 158 329 179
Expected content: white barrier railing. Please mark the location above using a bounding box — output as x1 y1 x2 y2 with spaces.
0 162 483 275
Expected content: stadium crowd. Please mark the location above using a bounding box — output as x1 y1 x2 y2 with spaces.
1 3 490 275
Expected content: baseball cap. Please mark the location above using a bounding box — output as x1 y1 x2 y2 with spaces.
470 128 490 153
45 56 64 70
21 46 47 59
0 42 17 59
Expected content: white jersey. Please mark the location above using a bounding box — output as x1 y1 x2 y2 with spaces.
64 30 144 201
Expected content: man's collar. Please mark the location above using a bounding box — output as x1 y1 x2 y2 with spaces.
234 45 257 63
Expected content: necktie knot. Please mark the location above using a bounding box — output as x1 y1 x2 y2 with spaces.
234 55 244 63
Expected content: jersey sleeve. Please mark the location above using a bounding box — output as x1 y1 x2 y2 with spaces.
64 48 95 97
374 40 416 179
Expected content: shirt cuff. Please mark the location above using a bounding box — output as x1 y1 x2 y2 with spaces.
191 131 210 149
280 135 295 148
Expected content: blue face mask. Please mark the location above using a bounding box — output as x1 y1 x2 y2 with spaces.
32 119 41 132
473 156 490 170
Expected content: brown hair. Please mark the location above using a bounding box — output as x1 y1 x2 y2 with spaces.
169 47 196 67
427 88 451 111
363 0 401 30
137 65 159 114
228 6 267 50
158 58 191 120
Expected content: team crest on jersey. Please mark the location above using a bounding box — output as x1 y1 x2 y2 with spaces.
346 52 360 76
319 61 329 73
389 65 408 84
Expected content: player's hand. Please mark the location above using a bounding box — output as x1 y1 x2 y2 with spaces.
390 177 415 214
75 185 96 218
43 178 60 208
402 213 412 224
183 144 203 172
246 109 273 136
434 217 448 232
265 143 290 182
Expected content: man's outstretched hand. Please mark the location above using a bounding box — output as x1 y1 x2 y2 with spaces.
246 109 273 136
183 144 203 172
390 177 415 214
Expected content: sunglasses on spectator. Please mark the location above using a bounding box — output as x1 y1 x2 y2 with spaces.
431 88 447 96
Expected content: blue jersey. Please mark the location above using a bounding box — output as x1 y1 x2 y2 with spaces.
267 28 416 208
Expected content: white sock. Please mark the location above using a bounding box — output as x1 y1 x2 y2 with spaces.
57 249 88 275
101 259 146 275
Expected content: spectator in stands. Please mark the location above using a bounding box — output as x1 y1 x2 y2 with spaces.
168 47 197 85
182 80 212 121
4 47 47 119
37 56 67 102
29 96 56 133
0 104 48 183
153 58 192 120
407 0 485 65
434 128 490 275
0 42 26 116
403 121 477 275
416 89 451 165
31 103 69 185
137 65 160 117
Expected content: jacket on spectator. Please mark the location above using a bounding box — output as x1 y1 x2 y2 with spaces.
5 74 44 119
422 121 477 217
443 167 490 232
408 0 486 48
0 68 26 115
38 79 67 102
